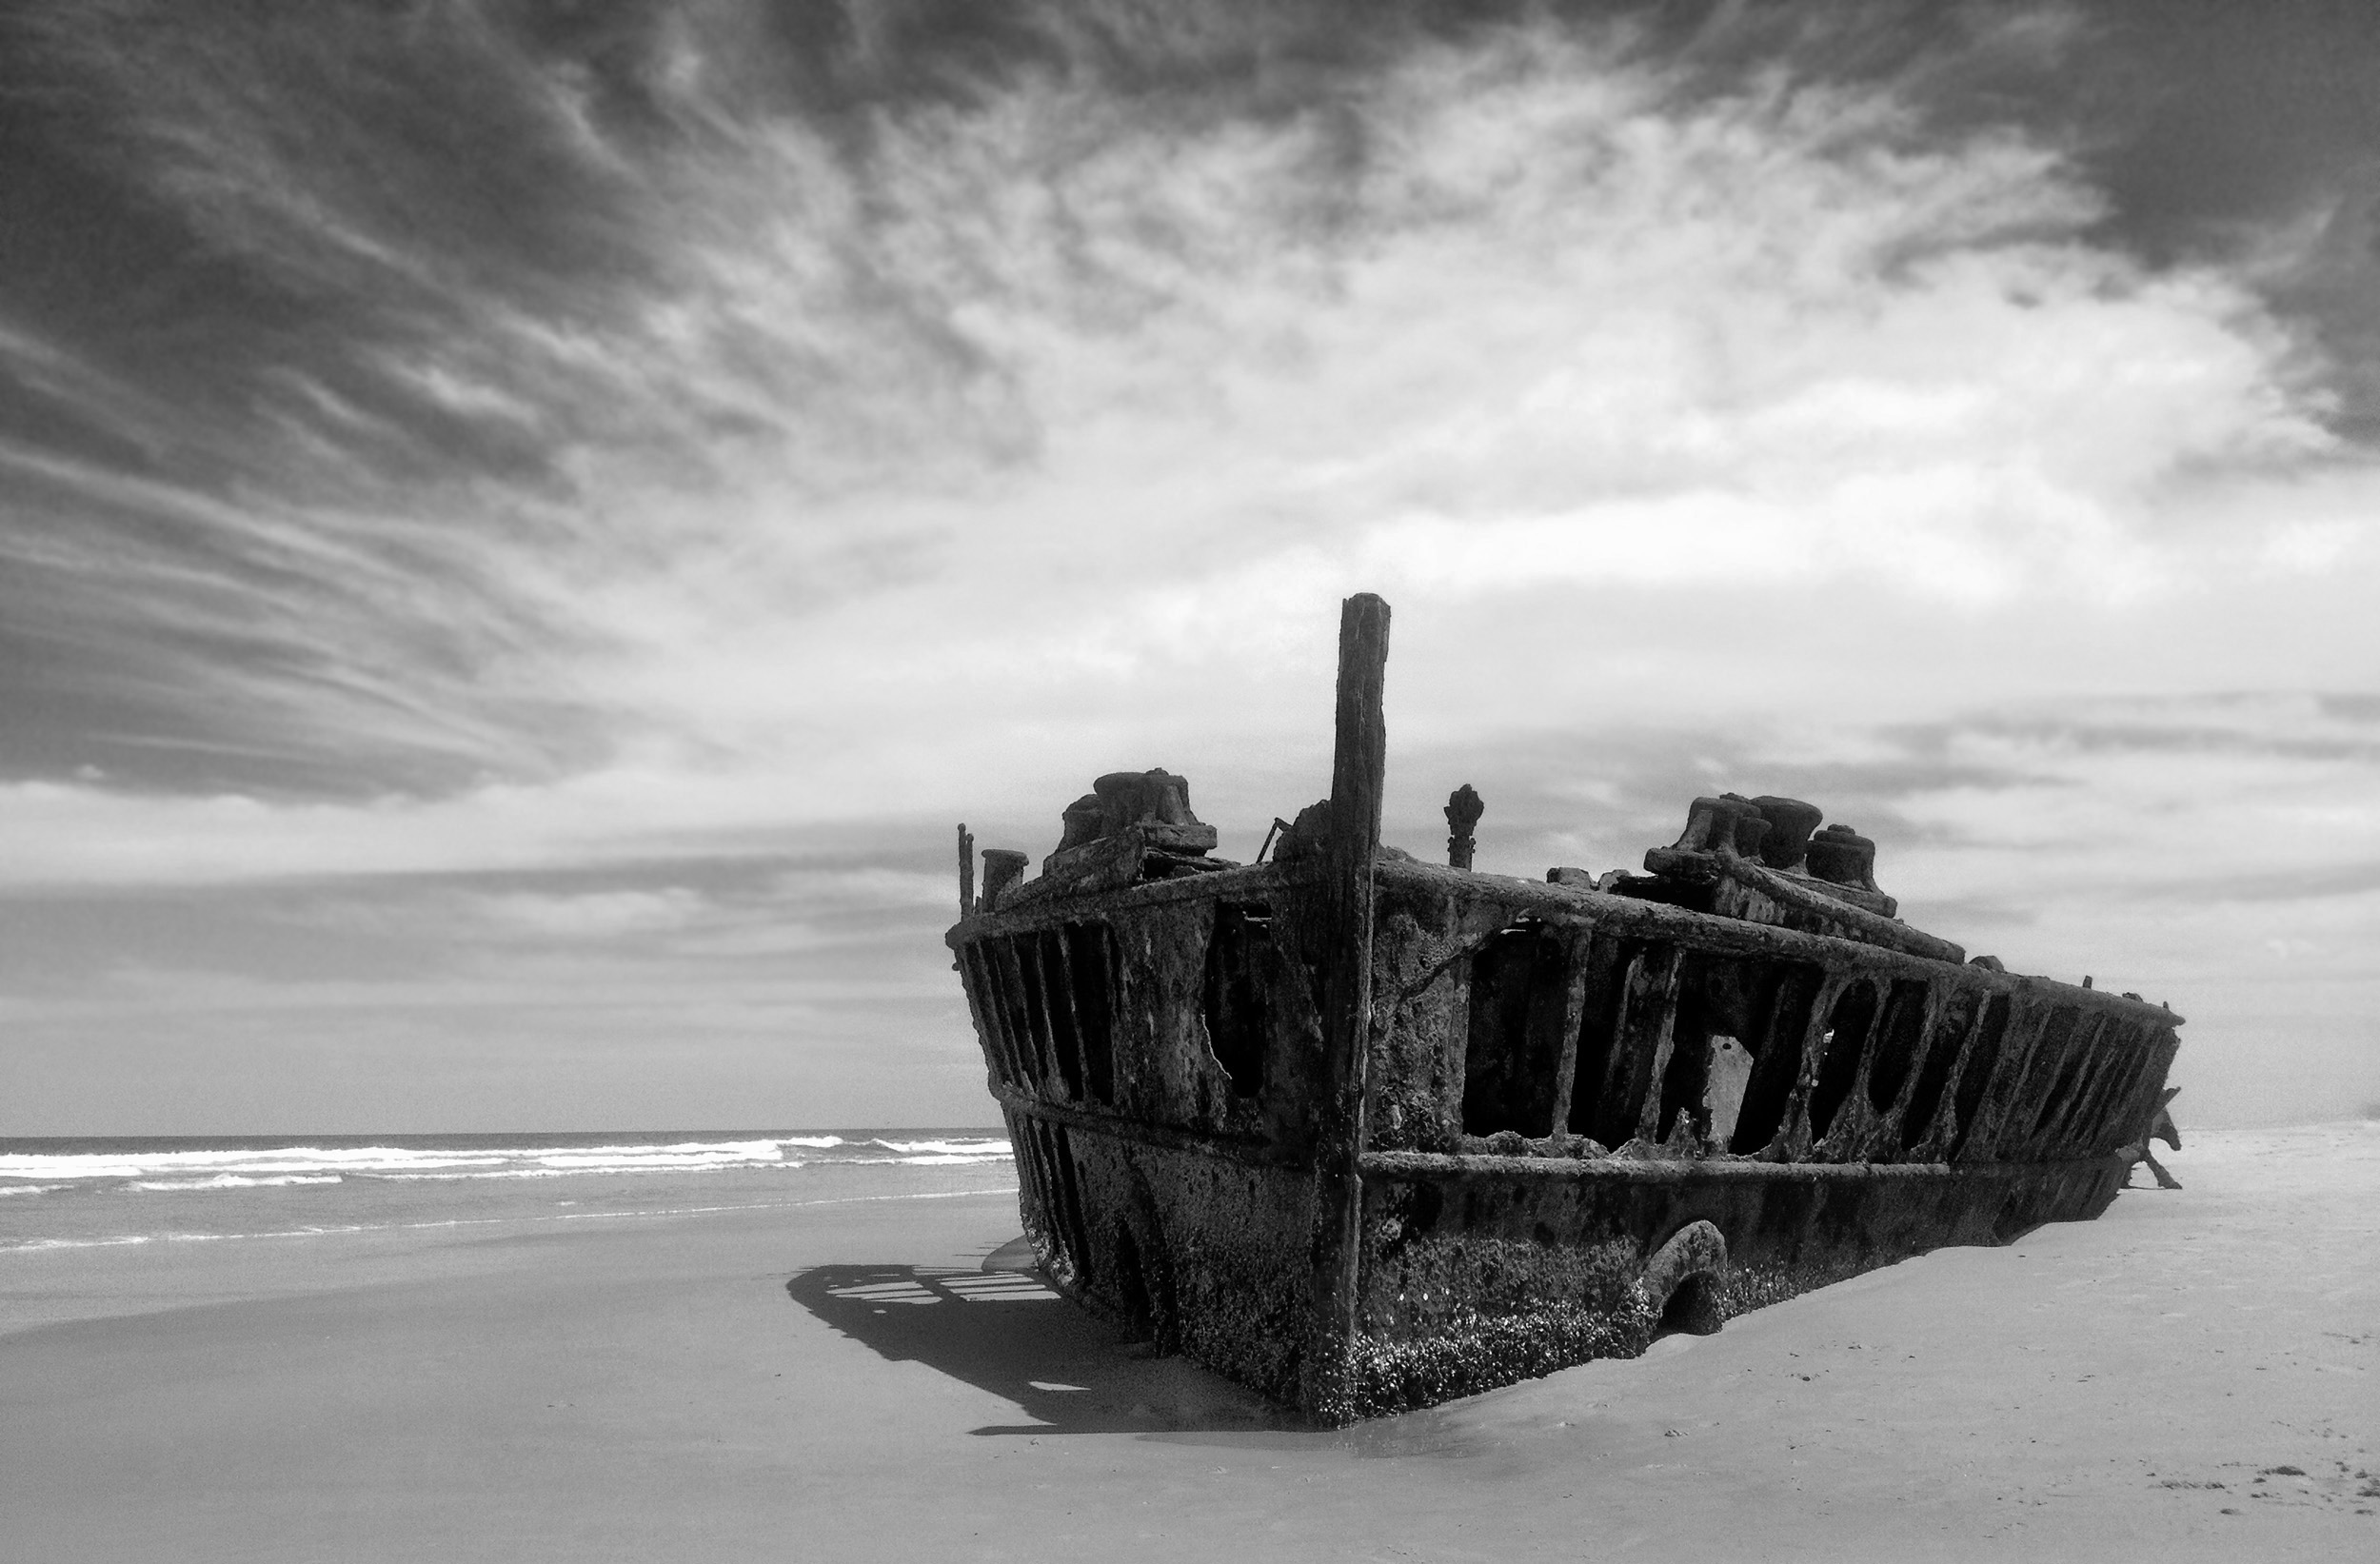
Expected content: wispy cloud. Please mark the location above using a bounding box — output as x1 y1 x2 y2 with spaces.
7 4 2368 835
2 1 2373 1128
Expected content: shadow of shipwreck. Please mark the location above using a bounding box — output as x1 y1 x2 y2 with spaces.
785 1257 1289 1436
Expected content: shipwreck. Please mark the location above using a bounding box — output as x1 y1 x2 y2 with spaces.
947 594 2183 1425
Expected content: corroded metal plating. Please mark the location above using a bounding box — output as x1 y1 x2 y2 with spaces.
947 596 2183 1424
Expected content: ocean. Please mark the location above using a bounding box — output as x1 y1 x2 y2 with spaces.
0 1130 1021 1333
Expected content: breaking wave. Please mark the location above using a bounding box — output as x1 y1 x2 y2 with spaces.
0 1132 1012 1196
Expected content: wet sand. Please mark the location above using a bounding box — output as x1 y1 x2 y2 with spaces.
4 1126 2372 1561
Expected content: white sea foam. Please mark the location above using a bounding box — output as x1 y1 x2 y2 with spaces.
869 1138 1012 1158
0 1147 507 1179
0 1133 1007 1191
0 1235 153 1253
129 1174 346 1192
525 1142 795 1169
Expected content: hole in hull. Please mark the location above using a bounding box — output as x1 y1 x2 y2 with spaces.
1566 938 1641 1142
1808 982 1877 1143
1730 962 1820 1154
1702 1036 1752 1148
1656 1273 1722 1336
1063 922 1117 1104
1462 925 1569 1137
1200 904 1273 1098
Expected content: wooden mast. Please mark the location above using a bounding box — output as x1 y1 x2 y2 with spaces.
1298 591 1390 1423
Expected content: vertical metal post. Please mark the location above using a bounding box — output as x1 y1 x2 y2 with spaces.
1299 592 1389 1424
957 823 976 919
1444 783 1481 870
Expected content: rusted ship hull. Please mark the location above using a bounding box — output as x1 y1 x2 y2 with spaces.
949 596 2181 1423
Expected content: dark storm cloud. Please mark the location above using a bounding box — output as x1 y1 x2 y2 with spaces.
2075 0 2380 437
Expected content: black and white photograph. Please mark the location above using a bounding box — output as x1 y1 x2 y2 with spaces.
2 2 2374 1557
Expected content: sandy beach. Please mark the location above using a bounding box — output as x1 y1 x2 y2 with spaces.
5 1125 2372 1562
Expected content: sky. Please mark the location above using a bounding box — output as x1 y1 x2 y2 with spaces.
3 0 2377 1133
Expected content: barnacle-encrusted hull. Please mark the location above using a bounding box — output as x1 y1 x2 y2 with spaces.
953 857 2177 1421
948 597 2181 1423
